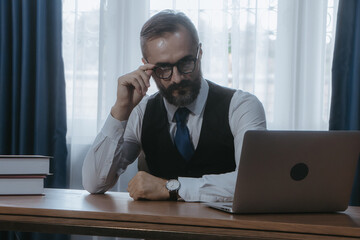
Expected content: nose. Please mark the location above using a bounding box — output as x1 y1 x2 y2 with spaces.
170 66 182 84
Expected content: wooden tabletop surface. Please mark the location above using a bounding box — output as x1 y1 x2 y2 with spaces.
0 188 359 239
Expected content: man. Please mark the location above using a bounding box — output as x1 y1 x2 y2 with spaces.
82 10 266 202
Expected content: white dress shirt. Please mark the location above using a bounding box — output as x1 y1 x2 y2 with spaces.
82 78 266 202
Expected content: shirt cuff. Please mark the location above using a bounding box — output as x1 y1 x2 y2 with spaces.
178 176 235 202
101 114 127 141
178 177 202 202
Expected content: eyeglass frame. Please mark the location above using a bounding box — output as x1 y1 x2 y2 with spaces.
145 43 201 81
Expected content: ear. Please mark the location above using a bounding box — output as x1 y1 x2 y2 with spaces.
142 58 147 64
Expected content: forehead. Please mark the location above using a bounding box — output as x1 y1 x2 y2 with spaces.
145 27 195 64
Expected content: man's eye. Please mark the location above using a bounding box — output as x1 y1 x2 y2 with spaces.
179 58 193 64
179 60 194 69
181 60 193 66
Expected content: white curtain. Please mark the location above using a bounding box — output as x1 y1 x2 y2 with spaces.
148 0 337 130
273 0 338 130
62 0 149 192
62 0 338 196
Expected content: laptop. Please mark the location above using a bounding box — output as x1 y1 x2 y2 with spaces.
205 130 360 214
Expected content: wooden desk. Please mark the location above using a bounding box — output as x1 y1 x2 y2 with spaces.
0 189 360 240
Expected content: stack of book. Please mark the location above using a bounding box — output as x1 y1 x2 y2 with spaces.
0 155 51 195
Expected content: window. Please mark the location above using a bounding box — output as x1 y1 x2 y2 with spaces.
62 0 338 189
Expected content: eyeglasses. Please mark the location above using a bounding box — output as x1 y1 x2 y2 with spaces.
149 44 201 80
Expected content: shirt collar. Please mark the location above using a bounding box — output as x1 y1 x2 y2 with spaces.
163 78 209 122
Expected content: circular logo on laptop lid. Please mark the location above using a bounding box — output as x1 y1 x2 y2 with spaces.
290 163 309 181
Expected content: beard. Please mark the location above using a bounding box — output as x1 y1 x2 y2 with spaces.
156 76 201 107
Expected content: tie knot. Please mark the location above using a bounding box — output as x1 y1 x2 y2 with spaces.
175 107 190 124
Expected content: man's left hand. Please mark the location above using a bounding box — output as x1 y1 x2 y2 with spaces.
127 171 170 200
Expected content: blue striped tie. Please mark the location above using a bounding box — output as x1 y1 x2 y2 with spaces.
174 108 194 161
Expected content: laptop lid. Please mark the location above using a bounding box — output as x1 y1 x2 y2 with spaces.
231 130 360 214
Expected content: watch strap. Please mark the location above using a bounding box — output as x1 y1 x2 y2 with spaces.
169 189 178 201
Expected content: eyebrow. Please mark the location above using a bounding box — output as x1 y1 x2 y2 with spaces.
154 54 195 66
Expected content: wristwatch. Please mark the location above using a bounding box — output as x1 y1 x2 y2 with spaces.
166 179 181 201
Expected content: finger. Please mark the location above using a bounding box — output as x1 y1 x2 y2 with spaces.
139 65 154 88
128 177 136 189
138 69 152 88
127 180 134 194
139 63 155 72
128 184 138 200
129 184 142 201
133 75 148 95
128 172 140 192
125 76 143 95
132 193 140 201
143 68 154 81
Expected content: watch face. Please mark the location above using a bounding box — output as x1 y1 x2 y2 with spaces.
166 179 180 191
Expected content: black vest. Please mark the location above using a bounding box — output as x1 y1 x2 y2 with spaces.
141 81 236 179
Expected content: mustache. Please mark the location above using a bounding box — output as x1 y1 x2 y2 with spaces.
167 79 193 92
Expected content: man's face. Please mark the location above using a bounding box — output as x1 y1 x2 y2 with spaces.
143 27 202 107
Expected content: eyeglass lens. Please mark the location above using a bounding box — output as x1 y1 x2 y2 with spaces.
154 59 196 79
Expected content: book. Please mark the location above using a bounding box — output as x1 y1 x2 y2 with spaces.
0 155 51 175
0 175 45 195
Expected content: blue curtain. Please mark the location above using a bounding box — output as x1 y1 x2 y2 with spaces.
0 0 68 239
329 0 360 206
